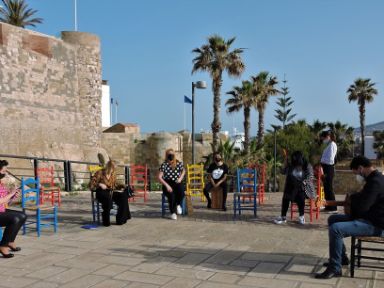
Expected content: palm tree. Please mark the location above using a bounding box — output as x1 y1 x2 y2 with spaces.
347 78 378 156
192 35 245 152
226 80 255 155
0 0 42 28
251 71 280 147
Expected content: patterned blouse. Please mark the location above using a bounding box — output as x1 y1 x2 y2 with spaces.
0 183 9 213
159 161 184 182
89 170 116 191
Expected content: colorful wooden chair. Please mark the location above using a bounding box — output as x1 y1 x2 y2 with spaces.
21 177 58 237
37 166 61 207
129 165 149 202
234 168 257 218
186 164 205 202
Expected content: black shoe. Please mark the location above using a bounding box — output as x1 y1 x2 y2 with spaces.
0 251 14 258
7 245 21 252
315 268 342 279
323 257 349 267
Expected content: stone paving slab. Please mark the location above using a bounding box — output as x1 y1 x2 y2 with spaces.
0 192 382 288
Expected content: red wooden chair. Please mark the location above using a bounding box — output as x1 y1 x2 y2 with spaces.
36 166 61 206
129 165 148 202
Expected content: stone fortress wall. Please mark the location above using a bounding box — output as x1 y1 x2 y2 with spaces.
0 22 104 162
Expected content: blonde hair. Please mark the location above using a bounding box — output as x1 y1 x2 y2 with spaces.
104 160 115 177
165 148 177 169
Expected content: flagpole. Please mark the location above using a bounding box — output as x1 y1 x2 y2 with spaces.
183 103 186 131
115 100 118 123
74 0 78 31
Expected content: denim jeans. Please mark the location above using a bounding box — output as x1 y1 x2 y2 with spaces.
328 214 383 272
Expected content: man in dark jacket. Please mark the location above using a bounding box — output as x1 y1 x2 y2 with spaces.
316 156 384 279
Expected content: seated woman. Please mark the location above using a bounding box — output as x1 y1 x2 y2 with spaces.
0 160 27 258
158 149 185 220
90 160 131 226
274 151 317 225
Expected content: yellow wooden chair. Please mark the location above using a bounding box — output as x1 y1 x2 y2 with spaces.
186 164 205 202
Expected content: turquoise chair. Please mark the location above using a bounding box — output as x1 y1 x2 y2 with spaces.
234 168 257 218
21 177 58 237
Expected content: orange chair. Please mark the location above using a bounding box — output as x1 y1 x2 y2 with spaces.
129 165 148 202
37 166 61 207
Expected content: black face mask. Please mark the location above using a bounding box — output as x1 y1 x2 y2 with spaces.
0 173 6 180
167 154 175 161
215 157 222 162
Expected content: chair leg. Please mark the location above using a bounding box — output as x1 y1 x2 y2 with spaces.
54 206 58 233
350 236 356 278
37 209 41 237
357 239 362 267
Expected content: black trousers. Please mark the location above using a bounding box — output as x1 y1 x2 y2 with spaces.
281 194 305 217
96 188 131 226
162 180 184 214
322 163 337 211
0 209 27 246
203 182 228 208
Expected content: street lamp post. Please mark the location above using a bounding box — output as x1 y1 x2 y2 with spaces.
271 125 280 192
192 81 207 164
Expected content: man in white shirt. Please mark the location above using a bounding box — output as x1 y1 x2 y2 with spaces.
320 130 338 212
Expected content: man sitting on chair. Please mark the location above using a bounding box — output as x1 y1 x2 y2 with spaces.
203 153 228 211
315 156 384 279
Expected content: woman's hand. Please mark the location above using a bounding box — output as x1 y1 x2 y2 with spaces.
175 178 182 184
166 185 173 193
99 183 107 190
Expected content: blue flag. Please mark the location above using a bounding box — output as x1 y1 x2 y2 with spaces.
184 95 192 104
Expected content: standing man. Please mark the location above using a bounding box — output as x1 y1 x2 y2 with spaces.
203 153 228 211
320 130 338 212
315 156 384 279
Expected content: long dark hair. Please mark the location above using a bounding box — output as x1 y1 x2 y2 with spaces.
290 151 308 170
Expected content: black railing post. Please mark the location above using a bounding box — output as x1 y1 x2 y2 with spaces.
33 158 39 180
64 161 69 192
147 168 151 191
124 166 129 186
67 161 72 191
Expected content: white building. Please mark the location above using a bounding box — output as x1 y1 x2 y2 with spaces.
101 80 111 127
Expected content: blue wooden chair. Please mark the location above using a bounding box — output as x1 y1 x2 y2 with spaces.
0 227 2 240
21 177 58 237
161 193 186 217
234 168 257 218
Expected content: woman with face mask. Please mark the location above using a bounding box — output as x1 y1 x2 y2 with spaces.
274 151 317 225
158 149 185 220
0 160 27 258
320 130 338 212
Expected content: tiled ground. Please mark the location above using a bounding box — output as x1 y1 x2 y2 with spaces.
0 192 382 288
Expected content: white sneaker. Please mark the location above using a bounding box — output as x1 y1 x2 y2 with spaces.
299 215 305 225
176 205 182 215
273 216 287 224
170 213 177 220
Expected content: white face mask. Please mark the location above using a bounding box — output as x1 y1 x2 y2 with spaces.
356 174 365 184
323 139 329 144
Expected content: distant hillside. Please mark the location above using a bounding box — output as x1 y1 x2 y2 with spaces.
354 121 384 136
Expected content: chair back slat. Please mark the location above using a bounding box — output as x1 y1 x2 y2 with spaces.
21 177 40 208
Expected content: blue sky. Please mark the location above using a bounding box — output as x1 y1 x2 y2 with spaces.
28 0 384 134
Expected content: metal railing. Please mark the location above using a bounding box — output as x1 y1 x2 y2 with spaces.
0 154 132 192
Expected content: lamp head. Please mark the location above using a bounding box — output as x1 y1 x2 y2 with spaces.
195 81 207 89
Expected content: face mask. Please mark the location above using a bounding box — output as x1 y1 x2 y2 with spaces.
323 139 329 144
215 157 222 162
0 173 6 180
167 154 175 161
356 174 365 184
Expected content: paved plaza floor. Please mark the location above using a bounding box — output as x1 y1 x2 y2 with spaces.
0 192 382 288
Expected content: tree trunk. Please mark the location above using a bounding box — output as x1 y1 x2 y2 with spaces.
359 101 365 156
243 107 250 155
257 108 265 148
211 74 222 153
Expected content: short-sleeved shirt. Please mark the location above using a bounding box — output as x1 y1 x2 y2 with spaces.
159 161 184 182
207 163 229 183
